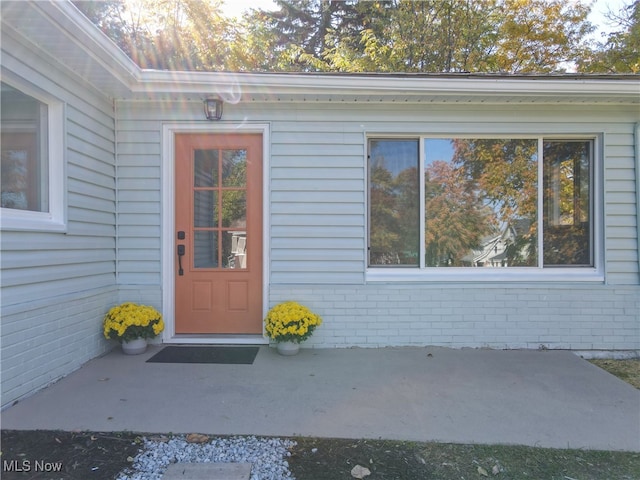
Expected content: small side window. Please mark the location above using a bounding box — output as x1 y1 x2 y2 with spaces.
1 80 64 231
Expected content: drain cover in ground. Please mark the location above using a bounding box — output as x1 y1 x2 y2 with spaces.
146 346 259 365
162 463 252 480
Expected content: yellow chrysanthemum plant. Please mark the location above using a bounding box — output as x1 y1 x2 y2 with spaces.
103 302 164 343
264 301 322 344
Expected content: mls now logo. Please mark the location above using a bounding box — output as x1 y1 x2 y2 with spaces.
3 459 63 473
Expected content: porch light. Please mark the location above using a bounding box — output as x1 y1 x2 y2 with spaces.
204 98 223 120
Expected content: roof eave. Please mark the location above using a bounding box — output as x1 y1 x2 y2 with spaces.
133 70 640 104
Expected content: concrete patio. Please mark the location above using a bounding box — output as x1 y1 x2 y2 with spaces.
2 346 639 451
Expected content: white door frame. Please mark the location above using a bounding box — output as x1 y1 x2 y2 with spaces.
161 122 270 344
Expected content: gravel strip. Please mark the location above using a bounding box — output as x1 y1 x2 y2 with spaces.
117 435 296 480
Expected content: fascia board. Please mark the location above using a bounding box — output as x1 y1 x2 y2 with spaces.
135 70 640 102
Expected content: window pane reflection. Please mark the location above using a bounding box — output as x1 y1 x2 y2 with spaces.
192 146 250 270
194 150 218 187
194 231 218 268
369 139 419 266
1 82 48 212
222 149 246 187
543 141 591 266
194 191 217 228
223 231 247 269
425 138 538 267
221 191 246 228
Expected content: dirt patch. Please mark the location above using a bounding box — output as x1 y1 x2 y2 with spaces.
0 430 140 479
589 358 640 389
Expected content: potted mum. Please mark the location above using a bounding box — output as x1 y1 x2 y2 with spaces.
103 302 164 355
264 301 322 355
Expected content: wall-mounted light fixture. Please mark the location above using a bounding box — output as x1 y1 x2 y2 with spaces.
204 98 223 120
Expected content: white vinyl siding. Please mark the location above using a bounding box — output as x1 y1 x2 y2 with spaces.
0 34 117 406
115 116 163 287
1 39 116 307
114 101 638 289
269 106 637 286
270 124 366 284
113 100 638 357
604 128 639 284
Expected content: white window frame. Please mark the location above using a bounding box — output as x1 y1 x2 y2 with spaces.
0 76 66 232
366 134 603 283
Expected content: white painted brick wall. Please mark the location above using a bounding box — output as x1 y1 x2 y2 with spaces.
1 287 117 408
270 284 640 352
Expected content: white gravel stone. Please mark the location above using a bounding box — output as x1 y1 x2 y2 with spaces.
116 435 296 480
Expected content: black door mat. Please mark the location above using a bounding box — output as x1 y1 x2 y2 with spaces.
146 346 259 365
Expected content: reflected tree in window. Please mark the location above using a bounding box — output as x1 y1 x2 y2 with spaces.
370 137 592 270
424 159 496 266
452 139 539 266
543 141 591 265
369 140 419 265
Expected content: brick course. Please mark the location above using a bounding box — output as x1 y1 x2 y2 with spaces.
270 284 640 351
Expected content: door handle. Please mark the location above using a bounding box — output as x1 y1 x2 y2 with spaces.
177 244 185 276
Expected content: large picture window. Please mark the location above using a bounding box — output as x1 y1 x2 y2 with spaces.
368 137 593 271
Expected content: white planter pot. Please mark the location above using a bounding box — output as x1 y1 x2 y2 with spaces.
122 338 147 355
276 341 300 356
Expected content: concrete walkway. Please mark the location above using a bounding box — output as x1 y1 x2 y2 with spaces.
2 346 639 451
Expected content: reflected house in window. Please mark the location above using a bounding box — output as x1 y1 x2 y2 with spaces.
462 219 532 267
227 231 247 269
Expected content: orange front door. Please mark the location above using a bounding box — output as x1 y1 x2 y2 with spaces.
175 133 263 334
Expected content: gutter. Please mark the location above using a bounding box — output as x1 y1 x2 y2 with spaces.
135 70 640 100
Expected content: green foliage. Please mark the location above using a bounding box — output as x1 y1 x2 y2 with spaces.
279 0 594 73
75 0 605 73
578 0 640 73
74 0 236 70
453 139 539 266
494 0 594 72
369 165 420 265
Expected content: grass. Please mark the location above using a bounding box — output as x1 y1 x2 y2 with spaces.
589 358 640 389
289 438 640 479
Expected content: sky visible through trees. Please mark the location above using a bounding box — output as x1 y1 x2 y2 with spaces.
221 0 627 38
75 0 639 74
